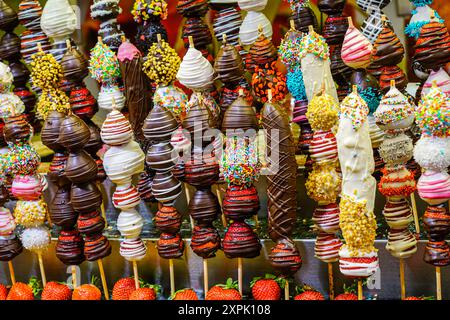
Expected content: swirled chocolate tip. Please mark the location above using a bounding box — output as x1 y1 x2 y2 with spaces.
56 230 85 266
269 239 302 275
223 221 261 259
188 189 220 225
84 234 112 261
191 225 221 259
157 232 185 259
156 206 182 234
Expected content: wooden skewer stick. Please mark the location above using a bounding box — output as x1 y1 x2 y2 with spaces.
284 279 289 300
97 182 108 229
436 267 442 300
347 16 353 27
169 259 175 296
399 258 406 300
410 193 420 235
98 259 109 300
237 258 243 295
37 252 47 287
133 261 139 289
71 265 77 289
203 259 209 296
8 261 15 285
97 36 103 44
184 183 194 230
188 36 195 48
121 35 127 43
157 33 162 44
215 184 227 228
290 19 296 30
357 280 363 300
328 263 334 300
37 42 42 52
65 39 72 50
308 25 314 33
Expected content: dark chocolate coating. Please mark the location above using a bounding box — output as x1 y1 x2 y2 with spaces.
184 155 220 188
0 185 9 207
379 65 407 93
119 43 152 145
137 171 155 202
222 221 261 259
60 45 89 84
70 182 102 214
423 205 450 240
69 85 98 120
135 22 168 54
48 153 71 187
155 206 182 234
424 241 450 267
322 15 348 45
215 42 244 85
221 96 258 132
290 6 318 34
172 161 185 182
55 230 85 265
0 0 19 32
318 0 346 15
65 150 98 184
372 23 404 68
182 96 216 145
330 44 352 83
182 17 213 49
188 188 220 225
357 0 390 11
350 69 380 91
151 171 182 204
84 119 103 158
157 232 185 259
77 210 105 235
3 114 31 144
246 32 277 73
41 111 65 152
58 114 91 151
9 60 31 88
191 225 221 258
414 21 450 71
0 236 22 261
49 187 78 229
223 185 260 220
176 0 209 17
84 234 111 261
0 32 21 60
146 142 177 172
90 0 121 20
143 104 178 144
268 239 303 275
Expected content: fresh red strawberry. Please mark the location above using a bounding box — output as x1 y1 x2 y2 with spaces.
335 293 358 300
251 274 283 300
72 284 102 300
41 282 71 300
129 287 157 300
171 288 199 300
403 296 433 300
112 278 136 300
7 282 34 300
294 285 324 300
0 284 7 300
206 278 242 300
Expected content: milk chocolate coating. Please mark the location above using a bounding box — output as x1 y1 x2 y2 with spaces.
350 69 380 91
143 104 178 144
48 153 71 188
146 142 177 172
60 45 89 84
65 150 98 184
177 0 209 17
424 241 450 267
119 46 152 144
69 85 98 120
318 0 346 15
96 159 106 183
172 161 185 182
0 236 22 261
155 206 182 234
246 32 277 73
322 15 348 45
58 114 91 151
77 211 105 235
182 17 213 49
188 188 220 225
152 171 182 204
414 21 450 71
0 32 20 61
84 119 103 158
49 188 78 229
191 225 221 258
268 239 303 275
84 234 111 261
330 44 352 83
56 230 85 265
182 97 216 145
379 65 407 93
215 42 244 85
41 111 65 152
221 96 258 132
223 221 261 258
135 22 168 54
223 185 260 220
372 24 404 68
157 232 185 259
262 102 297 241
0 0 19 32
290 6 318 34
70 182 102 213
423 205 450 240
184 155 220 188
3 114 31 144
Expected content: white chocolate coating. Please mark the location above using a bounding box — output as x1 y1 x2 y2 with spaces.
117 208 144 239
21 226 51 252
238 0 267 11
120 238 147 261
41 0 77 41
339 245 379 278
177 47 215 91
98 84 125 111
385 228 417 259
239 11 272 46
422 68 450 97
